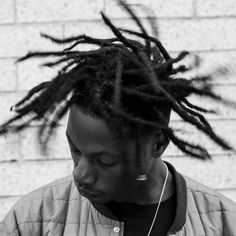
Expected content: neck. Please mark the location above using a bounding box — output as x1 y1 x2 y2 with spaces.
117 159 175 205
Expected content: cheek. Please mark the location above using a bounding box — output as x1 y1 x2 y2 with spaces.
97 165 137 194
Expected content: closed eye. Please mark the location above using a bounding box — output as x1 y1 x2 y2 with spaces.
66 132 118 168
97 158 117 167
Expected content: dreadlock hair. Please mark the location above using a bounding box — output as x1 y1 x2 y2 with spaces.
0 0 234 175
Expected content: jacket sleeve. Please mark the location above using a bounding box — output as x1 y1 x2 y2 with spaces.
0 208 21 236
220 195 236 236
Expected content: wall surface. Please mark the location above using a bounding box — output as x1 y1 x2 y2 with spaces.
0 0 236 221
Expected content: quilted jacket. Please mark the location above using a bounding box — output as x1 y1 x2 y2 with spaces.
1 162 236 236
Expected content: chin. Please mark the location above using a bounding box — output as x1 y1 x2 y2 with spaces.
85 194 112 204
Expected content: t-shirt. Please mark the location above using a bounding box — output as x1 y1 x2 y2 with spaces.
106 191 176 236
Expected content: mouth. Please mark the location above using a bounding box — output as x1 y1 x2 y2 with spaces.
79 188 98 196
75 184 101 198
73 180 104 201
74 182 111 203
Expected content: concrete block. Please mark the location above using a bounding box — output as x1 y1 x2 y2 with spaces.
159 18 236 51
0 197 21 222
164 154 236 189
0 59 17 91
65 19 236 54
196 0 236 17
173 51 236 84
17 59 57 91
64 21 114 52
170 84 236 121
0 24 63 57
104 0 193 18
0 90 43 127
88 18 236 51
0 133 21 161
16 0 104 23
0 160 73 195
64 19 165 48
0 0 14 23
198 51 236 84
199 84 236 119
164 119 236 156
19 125 71 160
0 92 27 124
64 21 114 38
168 52 236 120
0 89 69 128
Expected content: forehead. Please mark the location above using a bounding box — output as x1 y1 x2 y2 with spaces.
66 105 128 154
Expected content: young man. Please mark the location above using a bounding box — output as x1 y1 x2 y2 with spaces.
0 1 236 235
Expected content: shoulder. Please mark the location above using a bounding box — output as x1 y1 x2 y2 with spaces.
15 175 85 213
18 175 74 203
1 175 85 235
13 175 76 210
183 175 236 234
184 175 236 212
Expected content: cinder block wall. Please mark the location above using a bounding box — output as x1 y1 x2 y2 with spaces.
0 0 236 220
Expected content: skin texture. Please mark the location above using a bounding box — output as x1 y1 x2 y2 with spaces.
66 104 175 205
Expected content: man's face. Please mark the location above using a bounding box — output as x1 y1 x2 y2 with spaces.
66 104 152 204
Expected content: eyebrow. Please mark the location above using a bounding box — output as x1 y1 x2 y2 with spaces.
65 132 120 157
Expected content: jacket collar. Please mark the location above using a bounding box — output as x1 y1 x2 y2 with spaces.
166 161 186 234
91 161 187 233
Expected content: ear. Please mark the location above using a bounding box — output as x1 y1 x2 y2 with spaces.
152 131 169 158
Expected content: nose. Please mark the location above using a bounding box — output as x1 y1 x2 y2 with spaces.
73 156 96 187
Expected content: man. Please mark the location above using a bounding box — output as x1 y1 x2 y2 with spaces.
1 1 236 235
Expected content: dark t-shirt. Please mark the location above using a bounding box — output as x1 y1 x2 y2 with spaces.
106 192 176 236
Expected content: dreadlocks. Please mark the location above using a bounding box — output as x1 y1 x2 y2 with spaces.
0 0 233 169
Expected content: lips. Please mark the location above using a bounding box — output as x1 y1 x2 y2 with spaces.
74 182 99 197
78 188 98 196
